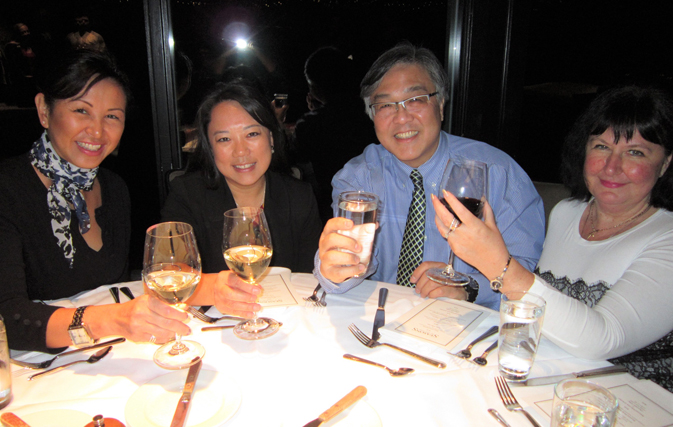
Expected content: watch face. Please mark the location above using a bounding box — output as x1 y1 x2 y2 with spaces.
68 327 93 346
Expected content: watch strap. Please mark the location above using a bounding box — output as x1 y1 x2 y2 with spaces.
69 306 88 328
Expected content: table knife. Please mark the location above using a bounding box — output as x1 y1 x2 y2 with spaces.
372 287 388 341
302 386 367 427
520 365 628 387
170 358 203 427
120 286 135 300
109 287 120 303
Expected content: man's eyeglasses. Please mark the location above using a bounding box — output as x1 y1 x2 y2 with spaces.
369 92 438 118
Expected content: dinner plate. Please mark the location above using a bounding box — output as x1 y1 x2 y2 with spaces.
125 370 241 427
19 409 92 426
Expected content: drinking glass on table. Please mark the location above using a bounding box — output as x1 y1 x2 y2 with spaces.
551 379 618 427
143 222 204 370
426 159 488 286
498 291 546 381
222 207 280 340
336 191 379 278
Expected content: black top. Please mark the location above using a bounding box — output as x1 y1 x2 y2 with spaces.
0 154 131 352
161 170 322 274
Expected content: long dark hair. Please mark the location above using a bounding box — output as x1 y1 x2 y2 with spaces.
37 49 131 110
189 80 289 188
562 85 673 210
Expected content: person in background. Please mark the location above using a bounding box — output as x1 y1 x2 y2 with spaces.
314 42 545 310
0 50 259 352
432 86 673 391
66 13 106 52
293 46 377 224
161 81 322 276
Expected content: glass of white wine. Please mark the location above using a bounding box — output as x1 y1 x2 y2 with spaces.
222 207 279 340
143 221 204 369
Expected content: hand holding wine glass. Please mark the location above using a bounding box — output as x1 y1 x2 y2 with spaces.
426 159 488 286
222 207 280 340
143 221 204 369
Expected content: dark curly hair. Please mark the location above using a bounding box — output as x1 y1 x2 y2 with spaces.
189 80 288 188
561 85 673 210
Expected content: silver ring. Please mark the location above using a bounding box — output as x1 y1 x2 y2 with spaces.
149 335 156 344
448 218 461 234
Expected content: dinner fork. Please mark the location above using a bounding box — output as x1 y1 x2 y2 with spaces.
185 306 244 324
28 346 112 381
304 284 323 306
495 376 542 427
10 337 126 370
347 323 446 368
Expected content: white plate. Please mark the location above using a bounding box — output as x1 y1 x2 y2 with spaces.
125 370 241 427
20 409 92 426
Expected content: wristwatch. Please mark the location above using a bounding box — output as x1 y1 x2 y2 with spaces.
68 306 96 347
490 254 512 292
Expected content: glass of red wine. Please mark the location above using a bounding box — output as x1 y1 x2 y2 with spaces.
426 159 488 286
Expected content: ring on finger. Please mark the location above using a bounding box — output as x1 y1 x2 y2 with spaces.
448 218 461 234
149 335 156 344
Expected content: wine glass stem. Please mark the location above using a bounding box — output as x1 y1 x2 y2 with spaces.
169 333 187 356
444 249 457 275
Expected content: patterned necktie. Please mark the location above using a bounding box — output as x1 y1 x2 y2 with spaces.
396 169 426 287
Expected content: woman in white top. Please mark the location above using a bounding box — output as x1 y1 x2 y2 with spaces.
421 85 673 391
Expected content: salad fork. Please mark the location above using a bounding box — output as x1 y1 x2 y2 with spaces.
347 323 446 368
304 284 323 306
495 376 542 427
185 306 244 324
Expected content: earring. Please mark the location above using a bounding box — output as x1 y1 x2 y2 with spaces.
271 146 275 154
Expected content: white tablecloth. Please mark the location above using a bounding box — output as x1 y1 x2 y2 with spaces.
2 270 660 426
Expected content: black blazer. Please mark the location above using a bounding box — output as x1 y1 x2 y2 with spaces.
161 170 322 274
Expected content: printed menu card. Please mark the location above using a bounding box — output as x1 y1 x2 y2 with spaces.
258 273 302 308
382 299 490 348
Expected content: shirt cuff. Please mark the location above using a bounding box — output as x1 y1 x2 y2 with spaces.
312 250 365 294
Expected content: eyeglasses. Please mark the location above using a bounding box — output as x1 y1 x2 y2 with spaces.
369 92 438 118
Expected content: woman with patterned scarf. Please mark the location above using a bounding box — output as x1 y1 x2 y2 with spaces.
0 50 261 353
425 86 673 392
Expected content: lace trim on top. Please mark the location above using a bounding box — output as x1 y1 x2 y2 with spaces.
535 267 673 392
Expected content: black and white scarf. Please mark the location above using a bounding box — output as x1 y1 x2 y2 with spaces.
29 131 98 268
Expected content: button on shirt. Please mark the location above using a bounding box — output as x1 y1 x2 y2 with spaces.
314 131 545 310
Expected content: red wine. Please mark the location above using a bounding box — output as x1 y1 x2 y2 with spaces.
440 197 484 219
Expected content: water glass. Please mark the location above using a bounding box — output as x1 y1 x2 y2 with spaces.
0 316 12 409
336 191 378 277
498 291 546 381
551 379 618 427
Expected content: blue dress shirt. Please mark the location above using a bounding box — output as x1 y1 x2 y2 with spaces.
314 131 545 310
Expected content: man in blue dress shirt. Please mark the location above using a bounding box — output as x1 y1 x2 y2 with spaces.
313 42 545 310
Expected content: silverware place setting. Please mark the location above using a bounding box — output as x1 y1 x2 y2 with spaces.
185 305 245 324
448 325 498 359
10 337 125 370
347 323 447 369
28 346 113 381
304 284 327 307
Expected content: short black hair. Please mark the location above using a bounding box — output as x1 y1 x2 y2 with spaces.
37 49 131 111
360 41 448 119
190 80 288 187
562 85 673 210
